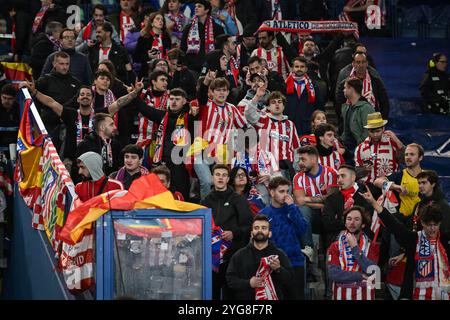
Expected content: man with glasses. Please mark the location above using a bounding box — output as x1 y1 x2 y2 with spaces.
201 164 253 300
336 52 390 119
42 28 93 85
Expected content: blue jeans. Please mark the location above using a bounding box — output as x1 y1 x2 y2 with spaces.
194 162 212 200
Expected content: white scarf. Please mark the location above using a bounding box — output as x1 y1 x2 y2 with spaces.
349 68 377 107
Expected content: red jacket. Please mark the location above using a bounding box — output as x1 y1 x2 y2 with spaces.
75 176 124 202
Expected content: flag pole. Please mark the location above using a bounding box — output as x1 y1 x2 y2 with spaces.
21 88 48 135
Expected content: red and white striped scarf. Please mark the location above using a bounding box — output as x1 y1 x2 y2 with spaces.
370 181 397 242
76 109 95 145
91 85 118 128
187 15 215 54
349 68 376 107
340 183 358 210
338 0 365 38
101 138 113 168
414 231 450 300
338 231 370 272
59 228 95 294
285 73 316 104
32 5 49 33
225 0 243 36
150 31 165 59
119 11 136 43
236 43 242 68
91 86 116 112
99 43 112 63
255 255 279 300
226 56 240 87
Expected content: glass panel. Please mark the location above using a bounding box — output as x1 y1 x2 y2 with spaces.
113 218 203 300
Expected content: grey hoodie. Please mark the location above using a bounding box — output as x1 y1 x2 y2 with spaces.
78 152 104 182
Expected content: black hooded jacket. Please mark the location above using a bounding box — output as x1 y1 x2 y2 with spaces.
201 187 253 261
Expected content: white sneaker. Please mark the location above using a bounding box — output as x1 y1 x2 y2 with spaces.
301 246 314 262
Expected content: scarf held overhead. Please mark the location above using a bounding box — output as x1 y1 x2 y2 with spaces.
257 20 358 35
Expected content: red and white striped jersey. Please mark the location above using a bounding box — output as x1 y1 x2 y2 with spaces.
251 46 289 79
354 134 401 183
253 113 300 162
413 287 449 300
137 88 170 146
293 164 338 197
319 150 345 171
200 99 247 157
332 282 375 300
119 11 136 43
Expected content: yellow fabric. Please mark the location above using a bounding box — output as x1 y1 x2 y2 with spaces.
214 144 228 164
0 62 33 75
18 145 43 191
186 136 209 157
399 169 421 216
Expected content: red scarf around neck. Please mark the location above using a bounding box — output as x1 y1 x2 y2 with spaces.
340 183 357 210
285 73 316 103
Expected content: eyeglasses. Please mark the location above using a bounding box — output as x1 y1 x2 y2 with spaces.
236 173 246 178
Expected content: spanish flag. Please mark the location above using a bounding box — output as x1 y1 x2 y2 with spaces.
0 62 33 84
14 98 45 214
59 174 205 245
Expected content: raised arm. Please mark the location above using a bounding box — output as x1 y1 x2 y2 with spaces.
359 187 416 248
108 78 144 115
21 79 63 116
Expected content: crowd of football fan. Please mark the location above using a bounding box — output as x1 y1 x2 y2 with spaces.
0 0 449 300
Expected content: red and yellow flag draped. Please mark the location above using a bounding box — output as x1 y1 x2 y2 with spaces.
59 174 205 245
14 98 45 214
0 62 33 86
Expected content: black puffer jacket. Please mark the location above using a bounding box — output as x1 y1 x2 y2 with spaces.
419 67 450 115
201 187 253 261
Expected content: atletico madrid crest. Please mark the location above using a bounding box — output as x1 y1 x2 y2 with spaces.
416 260 434 279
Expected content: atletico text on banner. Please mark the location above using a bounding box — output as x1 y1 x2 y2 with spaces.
256 20 359 34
